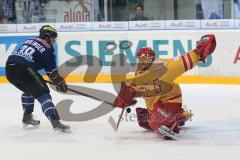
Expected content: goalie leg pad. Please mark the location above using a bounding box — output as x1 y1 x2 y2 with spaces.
157 102 186 126
148 102 180 133
157 102 183 115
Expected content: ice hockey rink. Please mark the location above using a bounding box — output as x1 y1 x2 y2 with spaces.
1 83 240 160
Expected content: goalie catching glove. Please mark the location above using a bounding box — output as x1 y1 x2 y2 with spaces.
47 69 68 93
194 34 216 63
113 81 137 109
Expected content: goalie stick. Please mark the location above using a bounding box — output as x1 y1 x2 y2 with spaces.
108 108 125 132
108 99 137 132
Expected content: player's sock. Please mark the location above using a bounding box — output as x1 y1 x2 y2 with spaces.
37 93 58 118
21 93 34 112
21 93 40 128
37 93 70 133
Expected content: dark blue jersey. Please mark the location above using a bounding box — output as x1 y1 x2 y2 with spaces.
7 37 57 73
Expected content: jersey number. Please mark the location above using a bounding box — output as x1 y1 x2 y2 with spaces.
18 45 35 62
139 79 162 97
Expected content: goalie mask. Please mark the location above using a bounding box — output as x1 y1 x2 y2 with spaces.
136 47 155 72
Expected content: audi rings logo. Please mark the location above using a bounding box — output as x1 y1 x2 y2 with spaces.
104 41 133 51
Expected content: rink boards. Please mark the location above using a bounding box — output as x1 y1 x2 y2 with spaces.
0 30 240 84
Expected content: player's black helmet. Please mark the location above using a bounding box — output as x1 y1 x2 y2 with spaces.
39 25 57 39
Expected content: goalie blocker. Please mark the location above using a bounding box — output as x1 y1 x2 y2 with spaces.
113 81 137 109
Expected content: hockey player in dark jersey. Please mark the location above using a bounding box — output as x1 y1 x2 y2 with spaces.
5 25 70 133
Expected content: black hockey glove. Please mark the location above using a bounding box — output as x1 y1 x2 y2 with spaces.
47 69 68 93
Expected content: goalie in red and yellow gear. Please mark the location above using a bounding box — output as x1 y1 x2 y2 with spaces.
113 34 216 139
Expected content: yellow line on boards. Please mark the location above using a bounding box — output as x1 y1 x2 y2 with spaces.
1 75 240 84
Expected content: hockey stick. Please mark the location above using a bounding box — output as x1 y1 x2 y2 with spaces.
46 80 133 132
45 80 113 106
108 108 125 132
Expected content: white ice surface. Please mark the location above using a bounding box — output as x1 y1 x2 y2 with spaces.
1 83 240 160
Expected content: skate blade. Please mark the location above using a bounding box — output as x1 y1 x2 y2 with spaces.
22 123 40 130
55 128 72 134
158 126 179 140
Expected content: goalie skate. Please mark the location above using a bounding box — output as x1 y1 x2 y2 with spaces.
158 125 179 140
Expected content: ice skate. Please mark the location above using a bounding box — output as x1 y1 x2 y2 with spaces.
49 116 71 134
22 110 40 129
